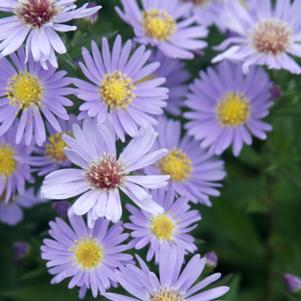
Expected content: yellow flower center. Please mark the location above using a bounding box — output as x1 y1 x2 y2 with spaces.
159 149 192 182
143 9 176 40
151 214 174 240
216 92 250 127
150 288 182 301
72 238 103 270
252 20 291 55
6 72 43 109
0 145 17 177
45 132 67 162
100 71 135 110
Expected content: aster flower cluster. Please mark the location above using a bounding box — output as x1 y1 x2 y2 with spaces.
2 0 300 300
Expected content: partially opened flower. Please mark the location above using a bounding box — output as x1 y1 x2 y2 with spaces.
0 0 101 69
74 35 168 141
146 117 226 206
31 116 78 176
0 188 44 226
125 190 201 263
41 118 169 227
0 48 74 146
0 125 33 204
41 215 132 298
185 61 273 156
105 249 229 301
213 0 301 74
116 0 208 60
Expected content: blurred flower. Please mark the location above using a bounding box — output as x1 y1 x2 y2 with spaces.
41 119 169 227
41 215 132 298
0 0 101 69
147 50 190 116
74 35 168 141
185 61 273 156
83 2 99 23
213 0 301 74
205 251 218 269
51 201 70 217
13 241 30 262
283 273 301 294
105 248 229 301
31 116 78 176
116 0 208 60
0 188 44 225
270 84 283 99
0 48 74 146
146 117 226 205
125 190 201 263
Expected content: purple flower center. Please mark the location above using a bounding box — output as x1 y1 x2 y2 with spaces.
86 155 125 190
16 0 57 28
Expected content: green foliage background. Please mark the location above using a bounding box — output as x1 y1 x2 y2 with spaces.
1 1 301 301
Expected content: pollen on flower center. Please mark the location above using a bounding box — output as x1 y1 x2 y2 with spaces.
0 144 17 177
159 149 192 182
45 132 67 162
6 72 43 109
216 92 250 127
143 9 176 40
149 288 182 301
71 238 103 270
151 214 175 240
252 20 291 55
100 71 135 110
16 0 57 28
86 155 125 190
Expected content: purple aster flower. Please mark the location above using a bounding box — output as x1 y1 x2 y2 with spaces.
283 273 301 294
74 35 168 141
146 117 226 206
185 61 273 156
31 116 78 176
0 48 74 146
0 0 101 69
213 0 301 74
204 251 218 269
148 50 190 115
41 118 169 227
0 188 44 226
41 215 132 298
125 190 201 263
116 0 208 60
0 125 33 204
105 249 229 301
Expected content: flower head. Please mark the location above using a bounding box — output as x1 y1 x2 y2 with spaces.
74 35 168 141
0 0 101 68
41 215 132 298
146 117 225 205
116 0 208 60
0 48 74 146
41 118 169 227
283 273 301 294
125 190 201 263
185 61 273 156
105 249 229 301
213 0 301 74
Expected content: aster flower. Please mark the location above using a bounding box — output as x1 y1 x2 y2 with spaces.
74 35 168 141
147 50 190 115
41 118 169 227
146 117 225 206
31 116 78 176
0 48 74 146
283 273 301 294
0 0 101 69
116 0 208 60
0 188 44 226
0 125 33 204
105 248 229 301
125 190 201 263
41 215 132 298
185 61 273 156
213 0 301 74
